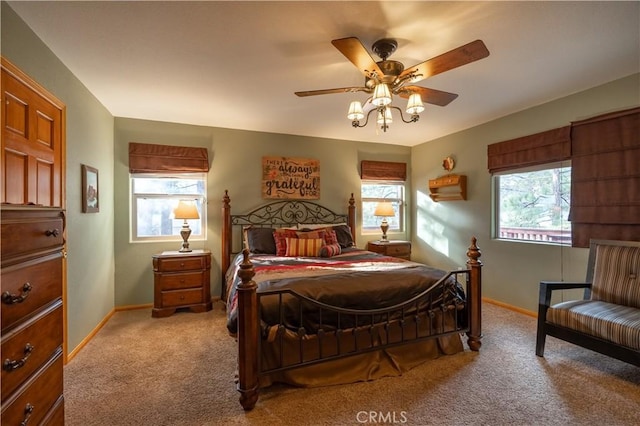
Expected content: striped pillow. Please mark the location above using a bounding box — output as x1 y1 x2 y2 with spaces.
273 228 298 256
320 243 342 258
285 238 323 257
591 245 640 309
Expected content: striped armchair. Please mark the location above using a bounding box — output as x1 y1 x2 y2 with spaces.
536 239 640 366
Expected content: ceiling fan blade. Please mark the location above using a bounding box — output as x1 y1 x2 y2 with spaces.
398 86 459 107
295 87 368 97
331 37 384 80
399 40 490 84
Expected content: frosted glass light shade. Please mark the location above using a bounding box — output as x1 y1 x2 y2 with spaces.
347 101 365 120
406 93 425 114
371 84 392 106
377 108 393 125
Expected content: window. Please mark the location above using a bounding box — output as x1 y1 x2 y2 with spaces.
361 182 405 232
131 173 206 242
494 164 571 245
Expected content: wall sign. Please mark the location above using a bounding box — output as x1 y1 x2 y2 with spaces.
262 156 320 199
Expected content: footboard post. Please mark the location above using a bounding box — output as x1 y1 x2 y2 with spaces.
221 190 232 303
466 237 483 351
236 249 260 411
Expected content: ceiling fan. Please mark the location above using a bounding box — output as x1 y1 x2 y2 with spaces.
295 37 490 130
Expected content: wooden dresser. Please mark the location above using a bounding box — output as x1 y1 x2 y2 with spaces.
1 207 65 425
152 250 212 318
367 240 412 260
1 57 66 425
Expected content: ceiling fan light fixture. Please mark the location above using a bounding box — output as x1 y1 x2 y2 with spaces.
372 83 392 106
406 93 425 115
347 101 365 120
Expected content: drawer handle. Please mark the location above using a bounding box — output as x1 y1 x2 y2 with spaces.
3 343 34 371
45 228 60 237
21 403 34 426
1 282 32 305
180 262 185 267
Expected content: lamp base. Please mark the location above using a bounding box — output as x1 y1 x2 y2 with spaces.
179 223 192 252
379 220 389 242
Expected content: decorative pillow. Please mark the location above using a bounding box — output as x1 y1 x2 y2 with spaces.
333 224 355 248
285 237 323 257
320 243 342 258
273 228 298 256
245 226 276 254
298 228 339 246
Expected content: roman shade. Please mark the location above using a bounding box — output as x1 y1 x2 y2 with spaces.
569 107 640 247
129 142 209 173
487 126 571 174
361 160 407 181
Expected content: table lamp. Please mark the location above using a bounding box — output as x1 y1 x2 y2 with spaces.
374 201 395 242
174 200 200 252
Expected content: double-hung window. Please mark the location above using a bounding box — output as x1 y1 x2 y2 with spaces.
131 173 206 242
361 182 405 233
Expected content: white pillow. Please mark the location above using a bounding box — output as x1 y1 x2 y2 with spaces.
298 222 347 230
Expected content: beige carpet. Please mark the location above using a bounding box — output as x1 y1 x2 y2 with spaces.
63 302 639 426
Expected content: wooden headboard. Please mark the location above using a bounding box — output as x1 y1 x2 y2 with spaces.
220 191 356 291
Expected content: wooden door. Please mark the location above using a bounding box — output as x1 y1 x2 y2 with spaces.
1 57 65 207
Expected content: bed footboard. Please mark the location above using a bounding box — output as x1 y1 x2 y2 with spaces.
235 238 482 411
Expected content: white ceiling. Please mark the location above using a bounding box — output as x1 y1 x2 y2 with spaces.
8 1 640 147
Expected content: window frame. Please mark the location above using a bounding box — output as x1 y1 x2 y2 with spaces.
492 161 571 246
130 172 207 243
361 181 405 234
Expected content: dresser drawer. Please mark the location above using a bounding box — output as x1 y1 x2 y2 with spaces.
161 288 204 308
1 301 63 400
0 350 63 426
1 210 64 261
157 271 206 290
155 257 205 272
1 253 63 333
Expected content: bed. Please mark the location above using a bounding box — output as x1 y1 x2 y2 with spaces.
221 191 483 411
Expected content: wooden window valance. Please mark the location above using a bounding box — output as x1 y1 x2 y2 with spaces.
487 126 571 174
361 160 407 181
569 106 640 247
128 142 209 173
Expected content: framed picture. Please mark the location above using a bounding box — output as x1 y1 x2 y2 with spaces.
82 164 99 213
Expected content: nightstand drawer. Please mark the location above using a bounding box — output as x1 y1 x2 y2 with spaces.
386 244 410 256
155 257 205 272
161 289 204 308
157 271 205 290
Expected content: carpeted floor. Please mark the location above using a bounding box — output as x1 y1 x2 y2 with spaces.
63 302 639 426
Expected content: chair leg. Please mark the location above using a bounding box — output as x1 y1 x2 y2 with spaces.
536 315 546 357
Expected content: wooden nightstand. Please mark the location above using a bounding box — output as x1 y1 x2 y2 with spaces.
152 249 212 318
367 240 411 260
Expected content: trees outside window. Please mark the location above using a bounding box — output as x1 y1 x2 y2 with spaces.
361 182 404 232
495 165 571 245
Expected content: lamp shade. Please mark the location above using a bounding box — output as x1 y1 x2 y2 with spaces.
371 83 392 106
374 201 395 217
406 93 425 115
174 200 200 220
347 101 365 120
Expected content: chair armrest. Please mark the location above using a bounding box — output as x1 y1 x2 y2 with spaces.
538 281 592 319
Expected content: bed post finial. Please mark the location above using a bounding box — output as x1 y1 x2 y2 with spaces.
466 236 482 351
236 248 260 411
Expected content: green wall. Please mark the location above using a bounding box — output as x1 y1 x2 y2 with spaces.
411 73 640 313
114 119 411 306
1 2 116 353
